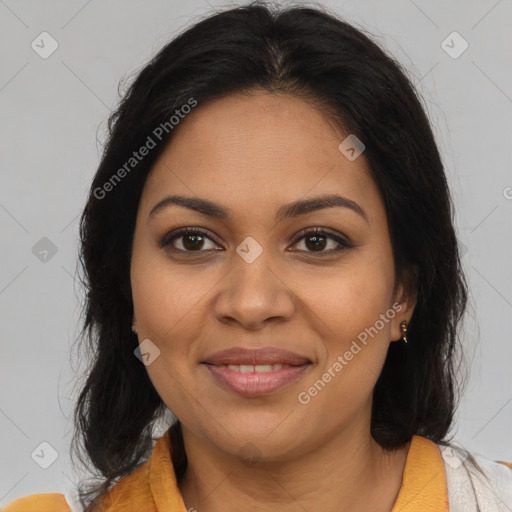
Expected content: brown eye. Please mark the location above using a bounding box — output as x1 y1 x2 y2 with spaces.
292 228 351 255
159 227 351 257
181 233 207 251
160 228 218 252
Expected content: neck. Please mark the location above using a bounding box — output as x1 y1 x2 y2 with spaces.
177 422 410 512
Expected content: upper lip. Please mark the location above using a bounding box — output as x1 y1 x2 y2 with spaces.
201 347 312 366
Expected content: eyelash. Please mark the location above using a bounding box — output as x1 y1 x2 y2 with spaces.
159 226 352 257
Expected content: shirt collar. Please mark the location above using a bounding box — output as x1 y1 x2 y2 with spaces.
149 429 188 511
391 435 449 511
149 430 448 512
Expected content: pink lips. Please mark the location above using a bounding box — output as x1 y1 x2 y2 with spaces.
201 347 313 397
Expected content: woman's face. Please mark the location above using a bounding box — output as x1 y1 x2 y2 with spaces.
130 89 415 460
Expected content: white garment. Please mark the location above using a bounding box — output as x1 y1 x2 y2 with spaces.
440 445 512 511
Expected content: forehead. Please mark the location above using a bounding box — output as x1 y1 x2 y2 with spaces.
140 90 383 225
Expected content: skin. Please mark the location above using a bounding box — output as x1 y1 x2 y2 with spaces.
130 88 417 512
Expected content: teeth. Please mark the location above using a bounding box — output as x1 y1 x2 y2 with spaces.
220 363 285 372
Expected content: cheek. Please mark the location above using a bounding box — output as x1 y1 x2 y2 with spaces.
131 245 213 341
293 256 395 404
296 260 394 341
131 255 207 415
296 273 394 433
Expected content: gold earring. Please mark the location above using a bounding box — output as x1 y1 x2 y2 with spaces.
400 320 408 343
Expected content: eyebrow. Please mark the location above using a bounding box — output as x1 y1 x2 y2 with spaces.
148 193 369 224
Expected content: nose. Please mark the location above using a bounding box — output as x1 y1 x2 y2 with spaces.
213 251 297 331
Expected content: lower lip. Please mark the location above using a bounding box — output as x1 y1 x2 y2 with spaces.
202 363 312 397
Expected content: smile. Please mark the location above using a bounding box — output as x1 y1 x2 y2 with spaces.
202 362 312 397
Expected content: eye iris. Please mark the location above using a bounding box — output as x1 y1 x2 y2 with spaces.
183 233 205 251
305 234 327 251
168 230 340 253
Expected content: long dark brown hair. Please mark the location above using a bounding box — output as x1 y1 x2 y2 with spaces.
71 2 470 509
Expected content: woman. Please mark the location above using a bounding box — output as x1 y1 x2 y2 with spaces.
4 3 511 511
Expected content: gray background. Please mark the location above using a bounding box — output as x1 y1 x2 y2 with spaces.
1 0 511 506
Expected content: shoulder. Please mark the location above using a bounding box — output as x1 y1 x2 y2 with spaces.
471 453 512 489
2 492 71 512
2 433 168 512
1 460 153 512
438 442 512 511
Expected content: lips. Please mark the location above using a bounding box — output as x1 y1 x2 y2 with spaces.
201 346 312 366
200 347 313 397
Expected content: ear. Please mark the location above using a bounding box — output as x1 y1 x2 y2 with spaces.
390 266 418 342
132 313 138 333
